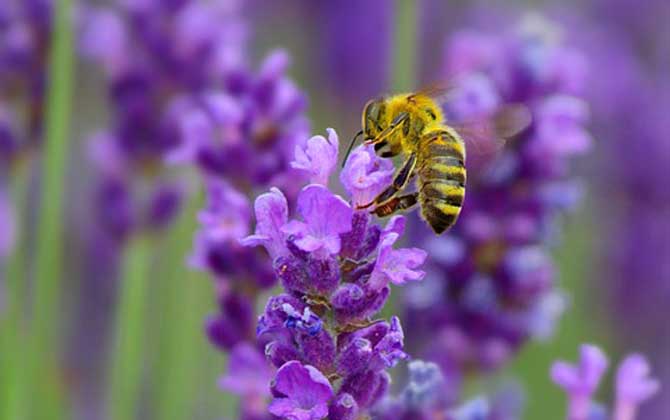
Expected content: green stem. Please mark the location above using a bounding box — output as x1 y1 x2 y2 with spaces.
393 0 418 92
28 0 75 417
153 193 205 420
107 236 153 420
0 163 31 420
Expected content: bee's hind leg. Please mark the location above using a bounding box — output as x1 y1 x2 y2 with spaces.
356 152 417 210
372 193 419 217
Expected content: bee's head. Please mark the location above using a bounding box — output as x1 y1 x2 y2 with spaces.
362 98 386 140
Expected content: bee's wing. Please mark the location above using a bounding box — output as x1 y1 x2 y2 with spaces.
449 104 532 156
412 81 460 102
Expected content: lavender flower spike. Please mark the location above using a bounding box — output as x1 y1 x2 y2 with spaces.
281 184 353 257
551 344 608 420
269 361 334 420
291 128 339 186
613 354 660 420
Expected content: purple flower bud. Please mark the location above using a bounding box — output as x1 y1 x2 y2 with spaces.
281 184 353 257
274 255 310 295
291 128 339 186
336 337 373 377
297 329 336 374
269 361 334 420
329 393 359 420
265 340 301 369
331 283 390 325
305 255 340 296
340 369 388 410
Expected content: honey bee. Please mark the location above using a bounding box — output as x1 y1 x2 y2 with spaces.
342 85 530 234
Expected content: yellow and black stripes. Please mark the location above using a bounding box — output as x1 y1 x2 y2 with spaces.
417 129 467 234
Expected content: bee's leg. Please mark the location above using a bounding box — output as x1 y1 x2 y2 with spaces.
374 140 400 159
357 152 417 209
364 112 409 145
372 193 419 217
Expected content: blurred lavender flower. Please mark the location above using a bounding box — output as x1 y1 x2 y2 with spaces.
167 49 310 197
405 14 590 389
0 0 52 274
80 0 253 242
298 0 392 106
219 342 273 420
242 129 428 419
0 187 14 261
372 360 524 420
551 344 659 420
575 1 670 416
0 0 51 149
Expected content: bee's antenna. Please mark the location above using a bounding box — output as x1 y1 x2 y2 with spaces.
341 130 363 168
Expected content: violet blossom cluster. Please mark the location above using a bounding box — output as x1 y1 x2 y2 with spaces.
551 344 659 420
230 128 428 420
0 0 52 292
373 360 524 420
80 0 249 243
0 0 51 165
577 0 670 416
152 9 313 417
405 15 591 385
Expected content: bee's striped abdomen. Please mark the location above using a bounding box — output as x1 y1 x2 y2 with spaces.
417 128 466 234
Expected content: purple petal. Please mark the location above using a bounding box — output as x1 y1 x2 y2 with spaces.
340 145 395 206
270 361 333 419
369 232 428 290
615 354 660 404
283 185 352 255
291 128 339 185
240 188 289 258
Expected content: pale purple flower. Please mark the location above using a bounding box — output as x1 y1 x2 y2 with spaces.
340 144 395 207
197 179 250 242
532 95 592 158
614 354 660 420
167 92 244 165
240 187 289 259
79 9 128 76
0 188 14 259
369 230 428 291
268 361 334 420
291 128 339 186
552 345 660 420
281 184 353 257
551 344 609 420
